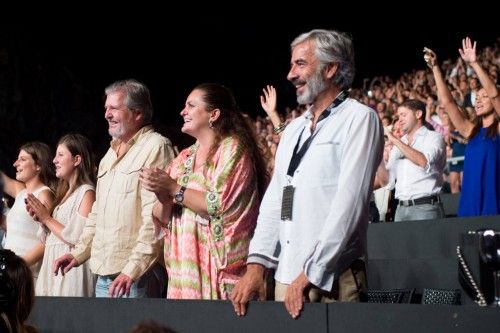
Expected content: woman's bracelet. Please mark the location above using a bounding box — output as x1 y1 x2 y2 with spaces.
273 122 286 134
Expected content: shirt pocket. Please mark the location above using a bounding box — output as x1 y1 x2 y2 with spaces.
114 164 142 195
305 140 341 187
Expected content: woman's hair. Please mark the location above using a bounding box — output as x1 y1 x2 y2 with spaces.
19 142 57 192
469 113 499 140
257 136 275 176
462 85 499 139
53 134 97 207
0 249 36 333
195 83 269 199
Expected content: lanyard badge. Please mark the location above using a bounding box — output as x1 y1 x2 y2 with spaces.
281 185 295 221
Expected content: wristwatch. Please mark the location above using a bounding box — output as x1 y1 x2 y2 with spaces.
174 186 187 205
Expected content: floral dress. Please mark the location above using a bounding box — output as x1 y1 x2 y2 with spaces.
163 137 260 299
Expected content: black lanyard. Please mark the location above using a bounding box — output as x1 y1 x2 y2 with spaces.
286 91 348 177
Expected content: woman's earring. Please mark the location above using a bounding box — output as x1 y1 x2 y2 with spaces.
208 119 214 129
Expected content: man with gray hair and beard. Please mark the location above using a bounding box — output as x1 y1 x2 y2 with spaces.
231 29 383 318
54 79 175 298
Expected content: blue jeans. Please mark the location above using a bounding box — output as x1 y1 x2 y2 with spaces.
95 263 167 298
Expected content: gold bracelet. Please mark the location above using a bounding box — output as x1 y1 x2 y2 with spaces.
273 122 286 134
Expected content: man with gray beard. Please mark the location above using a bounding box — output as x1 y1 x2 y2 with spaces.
231 29 384 318
54 79 175 298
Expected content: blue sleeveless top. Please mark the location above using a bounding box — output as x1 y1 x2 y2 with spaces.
458 127 500 216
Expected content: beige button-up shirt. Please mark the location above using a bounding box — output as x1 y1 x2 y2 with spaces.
71 126 175 280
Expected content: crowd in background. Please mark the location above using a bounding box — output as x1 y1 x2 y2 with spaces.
251 38 499 221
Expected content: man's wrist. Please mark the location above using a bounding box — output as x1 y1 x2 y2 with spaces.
246 263 266 277
298 271 312 288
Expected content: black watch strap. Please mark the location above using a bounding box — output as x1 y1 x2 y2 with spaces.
174 185 187 205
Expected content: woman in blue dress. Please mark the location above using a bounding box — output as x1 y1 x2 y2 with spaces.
425 38 499 217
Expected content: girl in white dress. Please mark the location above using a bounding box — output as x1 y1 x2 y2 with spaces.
27 134 96 297
1 142 56 284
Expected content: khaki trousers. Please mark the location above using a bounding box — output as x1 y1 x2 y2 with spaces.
275 260 367 302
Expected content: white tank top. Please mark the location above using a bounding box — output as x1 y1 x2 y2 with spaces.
4 186 51 277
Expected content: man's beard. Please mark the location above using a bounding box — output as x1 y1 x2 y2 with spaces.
296 65 328 105
109 125 124 140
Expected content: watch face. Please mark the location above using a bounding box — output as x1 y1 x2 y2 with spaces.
174 186 186 204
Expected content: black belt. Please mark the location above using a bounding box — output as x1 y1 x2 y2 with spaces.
398 195 441 207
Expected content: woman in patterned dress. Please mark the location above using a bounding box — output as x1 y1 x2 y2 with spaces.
140 83 269 299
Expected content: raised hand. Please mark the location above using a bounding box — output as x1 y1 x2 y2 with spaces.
423 47 437 68
459 37 477 64
260 85 277 117
260 85 284 132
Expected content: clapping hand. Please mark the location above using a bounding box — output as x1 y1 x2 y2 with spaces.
25 193 50 223
139 167 176 203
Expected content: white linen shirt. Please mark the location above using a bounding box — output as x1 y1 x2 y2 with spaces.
386 126 446 200
247 98 384 291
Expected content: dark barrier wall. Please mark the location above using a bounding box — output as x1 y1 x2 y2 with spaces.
367 215 500 305
28 215 500 332
29 297 500 333
30 298 327 333
329 302 500 333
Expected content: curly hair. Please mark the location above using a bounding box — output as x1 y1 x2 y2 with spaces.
194 83 269 199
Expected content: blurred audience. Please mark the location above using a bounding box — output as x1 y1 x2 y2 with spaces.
426 38 499 217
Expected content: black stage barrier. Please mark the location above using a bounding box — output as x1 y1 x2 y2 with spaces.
28 215 500 332
30 297 500 333
367 215 500 304
441 193 460 217
329 302 500 332
30 297 327 333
